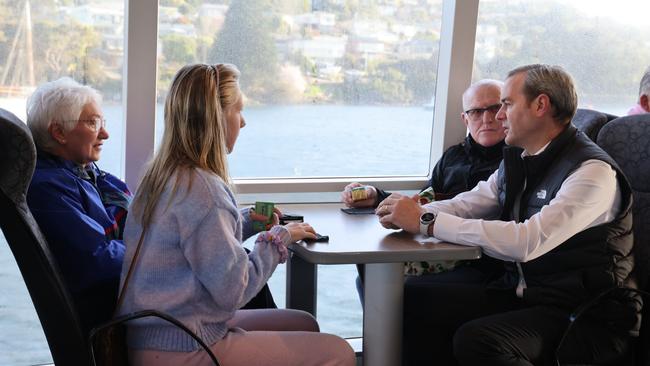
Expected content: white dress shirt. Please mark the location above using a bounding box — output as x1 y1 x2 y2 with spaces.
425 145 621 264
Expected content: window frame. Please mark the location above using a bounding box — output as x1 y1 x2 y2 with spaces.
123 0 481 201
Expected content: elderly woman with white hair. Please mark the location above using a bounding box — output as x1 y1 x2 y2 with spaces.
25 77 130 333
25 77 280 334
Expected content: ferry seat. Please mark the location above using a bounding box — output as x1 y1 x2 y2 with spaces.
0 108 220 366
0 108 90 364
572 108 612 142
597 114 650 366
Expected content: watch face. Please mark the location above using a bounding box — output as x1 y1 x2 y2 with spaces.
420 212 435 223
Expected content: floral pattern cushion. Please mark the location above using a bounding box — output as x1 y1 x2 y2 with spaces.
597 114 650 283
0 108 36 206
572 108 609 142
404 188 465 276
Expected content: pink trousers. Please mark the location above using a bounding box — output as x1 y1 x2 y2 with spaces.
129 309 356 366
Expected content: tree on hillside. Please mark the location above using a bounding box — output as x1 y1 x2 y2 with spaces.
33 22 105 85
162 34 197 64
209 0 279 102
269 0 309 14
474 1 650 106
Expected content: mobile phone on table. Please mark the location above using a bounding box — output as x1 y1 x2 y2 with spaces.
304 233 329 242
341 207 375 215
279 213 304 225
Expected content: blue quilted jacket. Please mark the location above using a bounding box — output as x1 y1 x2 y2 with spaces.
27 151 131 331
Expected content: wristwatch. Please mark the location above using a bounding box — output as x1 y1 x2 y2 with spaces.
419 212 436 236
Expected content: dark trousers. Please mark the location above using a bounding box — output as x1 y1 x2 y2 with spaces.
403 266 631 366
241 247 277 309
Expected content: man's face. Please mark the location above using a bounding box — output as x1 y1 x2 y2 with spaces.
496 73 540 151
461 85 506 147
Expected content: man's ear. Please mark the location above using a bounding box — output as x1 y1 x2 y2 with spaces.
48 122 67 145
461 112 469 128
640 94 650 113
533 94 551 117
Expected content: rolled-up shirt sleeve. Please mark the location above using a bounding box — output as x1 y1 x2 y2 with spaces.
427 160 620 262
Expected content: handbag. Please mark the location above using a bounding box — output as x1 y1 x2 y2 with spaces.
90 230 147 366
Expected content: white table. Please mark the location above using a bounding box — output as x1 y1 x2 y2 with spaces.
282 203 482 366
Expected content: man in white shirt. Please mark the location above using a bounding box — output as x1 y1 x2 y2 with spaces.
379 64 638 365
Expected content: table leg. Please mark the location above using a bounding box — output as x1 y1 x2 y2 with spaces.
286 253 318 316
363 262 403 366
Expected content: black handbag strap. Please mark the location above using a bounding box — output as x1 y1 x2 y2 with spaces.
114 226 146 315
106 226 221 366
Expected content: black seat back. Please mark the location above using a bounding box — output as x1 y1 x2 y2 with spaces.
597 114 650 366
572 108 610 142
0 108 91 365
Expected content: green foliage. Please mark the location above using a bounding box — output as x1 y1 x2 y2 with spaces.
395 58 437 104
269 0 308 14
209 0 280 103
474 1 650 106
162 34 197 64
341 62 412 104
32 21 106 85
160 0 186 6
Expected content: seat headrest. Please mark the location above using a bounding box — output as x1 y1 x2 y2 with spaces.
0 108 36 204
597 114 650 192
571 109 608 142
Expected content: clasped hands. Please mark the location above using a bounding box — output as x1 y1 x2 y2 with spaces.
375 193 425 234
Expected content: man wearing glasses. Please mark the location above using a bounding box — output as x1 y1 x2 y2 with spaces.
380 65 637 365
342 79 506 208
341 80 506 302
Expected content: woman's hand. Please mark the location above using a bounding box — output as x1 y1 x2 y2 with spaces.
285 222 317 242
250 207 282 227
340 183 377 208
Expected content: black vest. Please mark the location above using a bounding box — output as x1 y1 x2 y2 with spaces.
495 126 639 332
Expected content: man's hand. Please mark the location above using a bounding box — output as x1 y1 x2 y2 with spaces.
376 193 423 233
341 182 377 208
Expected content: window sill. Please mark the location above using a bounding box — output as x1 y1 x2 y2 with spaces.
234 176 428 204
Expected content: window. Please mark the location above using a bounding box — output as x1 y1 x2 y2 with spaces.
0 0 125 178
0 1 124 364
473 0 650 116
0 233 51 366
156 0 443 179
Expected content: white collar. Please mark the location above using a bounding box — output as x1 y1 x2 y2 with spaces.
521 140 551 158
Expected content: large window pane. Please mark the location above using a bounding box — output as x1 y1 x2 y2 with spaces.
473 0 650 116
0 1 124 364
0 0 125 178
0 233 51 366
156 0 443 179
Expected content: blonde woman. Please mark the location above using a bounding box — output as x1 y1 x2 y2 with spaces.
119 64 355 366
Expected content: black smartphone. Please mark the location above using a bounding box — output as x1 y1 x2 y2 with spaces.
340 207 376 215
305 233 329 242
279 214 304 225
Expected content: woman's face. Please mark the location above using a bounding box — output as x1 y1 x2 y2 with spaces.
56 101 109 166
224 96 246 153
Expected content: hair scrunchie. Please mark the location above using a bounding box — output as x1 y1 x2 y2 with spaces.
256 226 290 263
